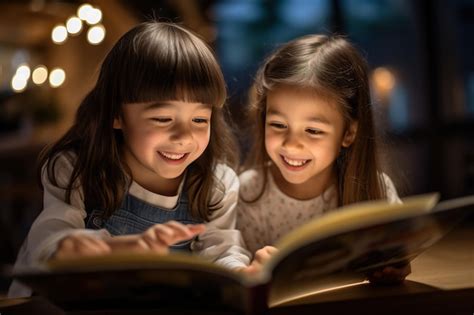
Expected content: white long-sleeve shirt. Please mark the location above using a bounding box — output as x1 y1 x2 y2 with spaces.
236 168 401 254
9 152 250 297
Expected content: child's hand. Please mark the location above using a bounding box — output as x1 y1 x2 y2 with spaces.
54 221 206 259
54 234 112 259
137 221 206 254
367 262 411 285
106 221 206 254
239 246 279 275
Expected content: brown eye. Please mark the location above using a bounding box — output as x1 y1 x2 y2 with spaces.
269 122 286 129
192 118 209 124
152 117 172 123
306 128 323 135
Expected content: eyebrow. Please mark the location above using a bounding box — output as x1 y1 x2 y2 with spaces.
266 109 331 124
144 102 211 111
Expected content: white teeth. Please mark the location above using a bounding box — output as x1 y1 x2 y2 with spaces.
283 156 308 166
160 152 185 160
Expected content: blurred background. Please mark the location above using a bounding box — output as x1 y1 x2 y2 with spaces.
0 0 473 292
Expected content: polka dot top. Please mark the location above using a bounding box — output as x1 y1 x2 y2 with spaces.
236 167 400 254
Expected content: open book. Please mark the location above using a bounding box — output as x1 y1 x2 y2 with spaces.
13 193 474 314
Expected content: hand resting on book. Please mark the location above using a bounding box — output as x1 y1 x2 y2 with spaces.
240 244 411 285
239 246 279 274
367 261 411 285
53 221 206 259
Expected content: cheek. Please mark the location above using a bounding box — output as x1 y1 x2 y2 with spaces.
197 128 211 149
142 129 165 143
264 131 280 153
125 123 151 139
315 138 341 159
130 128 169 151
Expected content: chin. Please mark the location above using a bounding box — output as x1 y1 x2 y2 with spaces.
157 168 186 179
281 173 311 185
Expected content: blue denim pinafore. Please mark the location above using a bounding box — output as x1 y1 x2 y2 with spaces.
85 191 203 251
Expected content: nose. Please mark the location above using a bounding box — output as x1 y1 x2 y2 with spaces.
282 130 303 150
170 122 193 146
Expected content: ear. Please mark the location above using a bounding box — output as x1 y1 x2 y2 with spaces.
342 121 358 148
113 116 122 129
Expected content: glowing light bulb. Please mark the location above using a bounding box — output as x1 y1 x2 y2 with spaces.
52 24 68 44
32 65 48 85
11 75 27 92
77 4 93 20
66 16 83 35
49 68 66 88
85 8 102 25
16 64 31 80
87 25 105 45
373 67 395 93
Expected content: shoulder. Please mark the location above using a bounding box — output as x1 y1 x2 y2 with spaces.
45 150 76 167
239 168 261 185
213 163 239 191
208 164 239 206
379 173 401 204
238 168 265 201
42 151 77 185
41 151 85 208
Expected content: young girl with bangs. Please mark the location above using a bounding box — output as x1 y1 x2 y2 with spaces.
237 35 410 283
9 21 250 297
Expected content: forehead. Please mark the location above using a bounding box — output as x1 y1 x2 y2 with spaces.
266 85 343 122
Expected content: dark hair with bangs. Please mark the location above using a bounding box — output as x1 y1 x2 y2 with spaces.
38 21 237 220
244 34 387 206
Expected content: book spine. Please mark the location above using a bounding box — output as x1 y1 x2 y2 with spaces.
245 283 269 315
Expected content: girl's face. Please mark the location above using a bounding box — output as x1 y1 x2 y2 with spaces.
265 85 357 198
114 100 211 194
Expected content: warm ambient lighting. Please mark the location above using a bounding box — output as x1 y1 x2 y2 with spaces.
11 75 27 92
87 25 105 45
85 7 102 25
52 24 68 44
32 66 48 85
66 16 83 35
78 4 102 25
49 68 66 88
77 4 93 20
269 280 370 308
16 64 31 80
11 64 31 92
372 67 396 93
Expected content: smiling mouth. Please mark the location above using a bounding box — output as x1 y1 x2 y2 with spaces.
158 151 188 161
281 155 311 167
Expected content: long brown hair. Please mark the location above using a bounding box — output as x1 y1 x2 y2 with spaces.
38 21 238 221
244 34 386 206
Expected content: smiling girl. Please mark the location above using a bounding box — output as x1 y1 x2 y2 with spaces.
237 35 409 283
9 21 250 297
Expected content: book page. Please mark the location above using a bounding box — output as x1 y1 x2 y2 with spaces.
267 195 473 306
272 193 439 259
